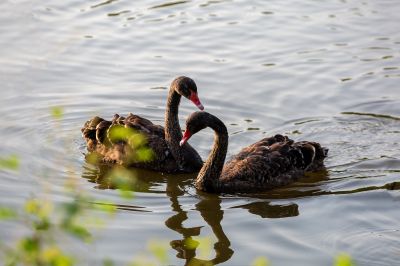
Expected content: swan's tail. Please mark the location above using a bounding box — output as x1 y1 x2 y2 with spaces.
82 116 105 150
297 141 327 171
81 115 123 150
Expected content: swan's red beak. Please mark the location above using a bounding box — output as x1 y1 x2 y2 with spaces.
180 129 192 146
190 92 204 110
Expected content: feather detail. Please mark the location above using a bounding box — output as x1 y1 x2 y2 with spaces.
219 135 327 191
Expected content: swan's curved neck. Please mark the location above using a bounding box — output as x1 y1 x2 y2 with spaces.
196 121 228 192
164 89 184 165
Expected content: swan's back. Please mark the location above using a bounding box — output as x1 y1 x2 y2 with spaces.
219 134 328 192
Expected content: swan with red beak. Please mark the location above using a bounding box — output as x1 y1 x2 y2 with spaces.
82 76 205 173
180 129 192 146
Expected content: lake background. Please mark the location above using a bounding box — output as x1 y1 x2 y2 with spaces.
1 0 399 265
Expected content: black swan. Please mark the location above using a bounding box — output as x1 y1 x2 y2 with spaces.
180 111 328 193
81 76 204 173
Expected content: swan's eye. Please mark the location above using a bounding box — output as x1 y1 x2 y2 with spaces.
177 85 190 97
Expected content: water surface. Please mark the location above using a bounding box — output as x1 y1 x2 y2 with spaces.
1 0 399 265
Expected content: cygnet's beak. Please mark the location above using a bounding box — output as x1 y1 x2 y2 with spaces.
180 129 192 146
190 92 204 110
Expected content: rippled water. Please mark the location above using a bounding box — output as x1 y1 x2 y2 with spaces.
1 0 400 265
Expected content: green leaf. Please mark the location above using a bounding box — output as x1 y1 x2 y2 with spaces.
252 256 269 266
19 237 39 254
52 255 74 266
86 153 101 165
197 236 212 260
184 237 199 250
0 207 17 220
51 106 64 119
108 126 135 143
62 200 81 218
34 218 51 231
334 253 355 266
0 155 20 171
41 246 74 266
107 167 136 199
24 199 53 218
64 224 92 242
103 258 115 266
128 132 147 148
93 201 117 214
187 259 214 266
147 240 169 264
118 190 134 199
136 147 154 162
4 253 19 266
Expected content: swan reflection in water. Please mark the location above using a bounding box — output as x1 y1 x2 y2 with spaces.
81 162 303 265
82 160 400 264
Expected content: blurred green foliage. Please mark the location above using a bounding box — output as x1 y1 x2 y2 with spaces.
147 239 169 264
194 236 213 260
103 258 115 266
334 253 356 266
50 106 64 119
0 155 20 171
0 207 17 220
1 197 76 265
0 192 119 265
184 236 200 250
108 125 155 163
107 167 136 199
252 256 270 266
93 201 117 214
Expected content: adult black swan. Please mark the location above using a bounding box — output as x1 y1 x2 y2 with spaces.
180 111 328 193
81 76 204 173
